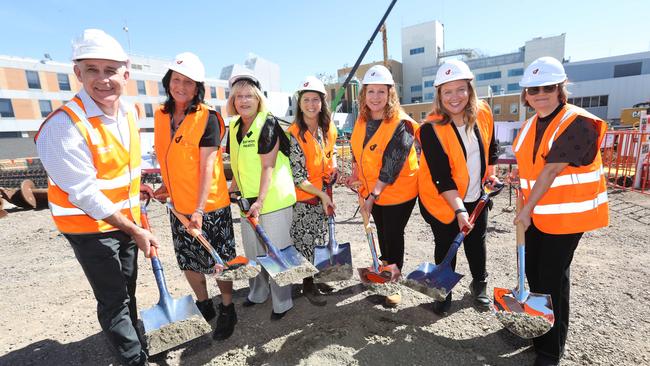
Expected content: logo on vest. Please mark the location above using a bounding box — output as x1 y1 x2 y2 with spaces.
326 152 331 158
369 144 377 151
175 135 183 143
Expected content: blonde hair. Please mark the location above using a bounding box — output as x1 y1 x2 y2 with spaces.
226 80 268 116
428 80 478 133
520 81 569 108
358 84 401 121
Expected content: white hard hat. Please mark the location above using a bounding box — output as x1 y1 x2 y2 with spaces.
519 57 567 87
168 52 205 82
71 29 128 62
362 65 394 85
434 59 474 87
297 76 326 95
228 69 261 89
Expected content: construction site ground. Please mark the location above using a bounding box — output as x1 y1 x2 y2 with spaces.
1 186 649 366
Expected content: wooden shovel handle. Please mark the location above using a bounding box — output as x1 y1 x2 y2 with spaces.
515 189 526 246
357 193 373 235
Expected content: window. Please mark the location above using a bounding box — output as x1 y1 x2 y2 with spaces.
410 85 422 92
424 92 434 101
408 113 414 118
493 104 501 115
509 103 518 115
288 96 292 107
599 95 608 107
158 82 166 96
411 96 422 103
490 85 501 94
420 111 427 120
0 99 15 118
144 103 154 118
137 80 146 95
507 68 524 77
225 90 230 99
409 47 424 55
424 80 434 88
507 83 521 92
39 100 52 118
26 70 41 89
210 86 217 99
476 71 502 81
131 64 143 70
613 62 642 78
590 96 600 107
57 73 71 91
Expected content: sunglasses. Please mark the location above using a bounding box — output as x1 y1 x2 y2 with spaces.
526 84 558 95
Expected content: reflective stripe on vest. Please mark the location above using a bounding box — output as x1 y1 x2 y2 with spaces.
229 111 296 214
513 104 609 234
416 100 494 223
288 122 337 202
35 96 141 234
154 104 230 215
350 111 418 206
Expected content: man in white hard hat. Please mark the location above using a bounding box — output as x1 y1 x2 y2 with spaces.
35 29 157 366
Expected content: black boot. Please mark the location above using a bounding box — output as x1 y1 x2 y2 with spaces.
212 303 237 341
195 298 216 322
432 293 452 316
303 277 327 306
470 279 491 307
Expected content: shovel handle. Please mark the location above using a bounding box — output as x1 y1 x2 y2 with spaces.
515 189 528 302
168 204 226 266
357 192 381 272
140 201 159 259
139 201 172 300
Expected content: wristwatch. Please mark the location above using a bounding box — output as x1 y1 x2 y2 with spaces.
194 208 205 215
454 207 467 216
369 192 380 200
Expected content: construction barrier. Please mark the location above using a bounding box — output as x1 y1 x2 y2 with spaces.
601 130 650 194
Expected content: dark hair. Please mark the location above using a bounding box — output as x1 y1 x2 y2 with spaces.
295 91 332 144
160 70 205 115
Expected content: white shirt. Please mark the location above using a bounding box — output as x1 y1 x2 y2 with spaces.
36 89 137 220
457 125 482 202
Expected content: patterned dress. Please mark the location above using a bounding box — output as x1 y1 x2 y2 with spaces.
169 205 236 274
289 133 328 263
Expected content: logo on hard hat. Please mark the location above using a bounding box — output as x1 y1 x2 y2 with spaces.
371 72 376 76
532 68 539 75
176 60 183 64
445 69 451 75
304 82 309 87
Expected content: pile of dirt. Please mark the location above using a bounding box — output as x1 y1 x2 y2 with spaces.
1 187 649 365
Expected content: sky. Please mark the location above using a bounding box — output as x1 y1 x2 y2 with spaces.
1 0 648 91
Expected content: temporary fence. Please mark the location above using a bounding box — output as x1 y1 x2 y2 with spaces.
601 130 650 194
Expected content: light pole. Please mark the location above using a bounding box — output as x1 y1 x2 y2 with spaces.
122 22 131 55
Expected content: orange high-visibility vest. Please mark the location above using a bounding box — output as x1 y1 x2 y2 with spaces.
154 104 230 215
35 96 142 234
350 111 418 205
513 104 609 234
417 100 494 224
287 121 337 202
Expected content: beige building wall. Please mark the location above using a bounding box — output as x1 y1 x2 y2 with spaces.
13 99 39 119
43 71 59 92
4 68 28 90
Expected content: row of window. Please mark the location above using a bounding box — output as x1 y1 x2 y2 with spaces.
492 103 519 116
568 95 608 108
0 98 162 119
476 68 523 82
490 83 522 93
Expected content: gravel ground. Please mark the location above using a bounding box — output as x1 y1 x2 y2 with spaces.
0 186 649 366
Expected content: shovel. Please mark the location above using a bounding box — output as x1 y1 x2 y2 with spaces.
356 191 400 284
493 189 554 339
235 196 318 287
313 183 353 283
167 204 260 281
138 201 207 354
402 183 504 301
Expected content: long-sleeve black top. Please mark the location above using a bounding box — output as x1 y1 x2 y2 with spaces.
362 119 415 184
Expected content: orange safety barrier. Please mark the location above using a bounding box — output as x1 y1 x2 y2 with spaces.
601 130 650 194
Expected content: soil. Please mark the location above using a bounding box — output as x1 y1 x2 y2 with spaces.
494 311 553 340
271 262 319 288
401 279 449 301
215 264 261 282
146 316 213 356
1 187 650 365
313 264 353 283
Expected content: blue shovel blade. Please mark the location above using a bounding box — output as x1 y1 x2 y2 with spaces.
313 242 353 282
257 245 317 278
140 294 202 333
403 262 464 300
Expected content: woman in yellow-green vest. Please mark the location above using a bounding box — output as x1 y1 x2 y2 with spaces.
226 70 297 321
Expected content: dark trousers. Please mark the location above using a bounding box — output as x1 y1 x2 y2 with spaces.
419 197 489 282
371 197 416 270
525 222 582 361
65 231 146 366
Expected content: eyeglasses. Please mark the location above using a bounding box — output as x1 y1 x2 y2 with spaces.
235 94 256 101
526 84 558 95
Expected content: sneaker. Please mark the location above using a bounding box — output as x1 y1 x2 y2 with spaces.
212 303 237 341
385 293 401 308
470 279 491 307
432 293 452 316
195 298 216 322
